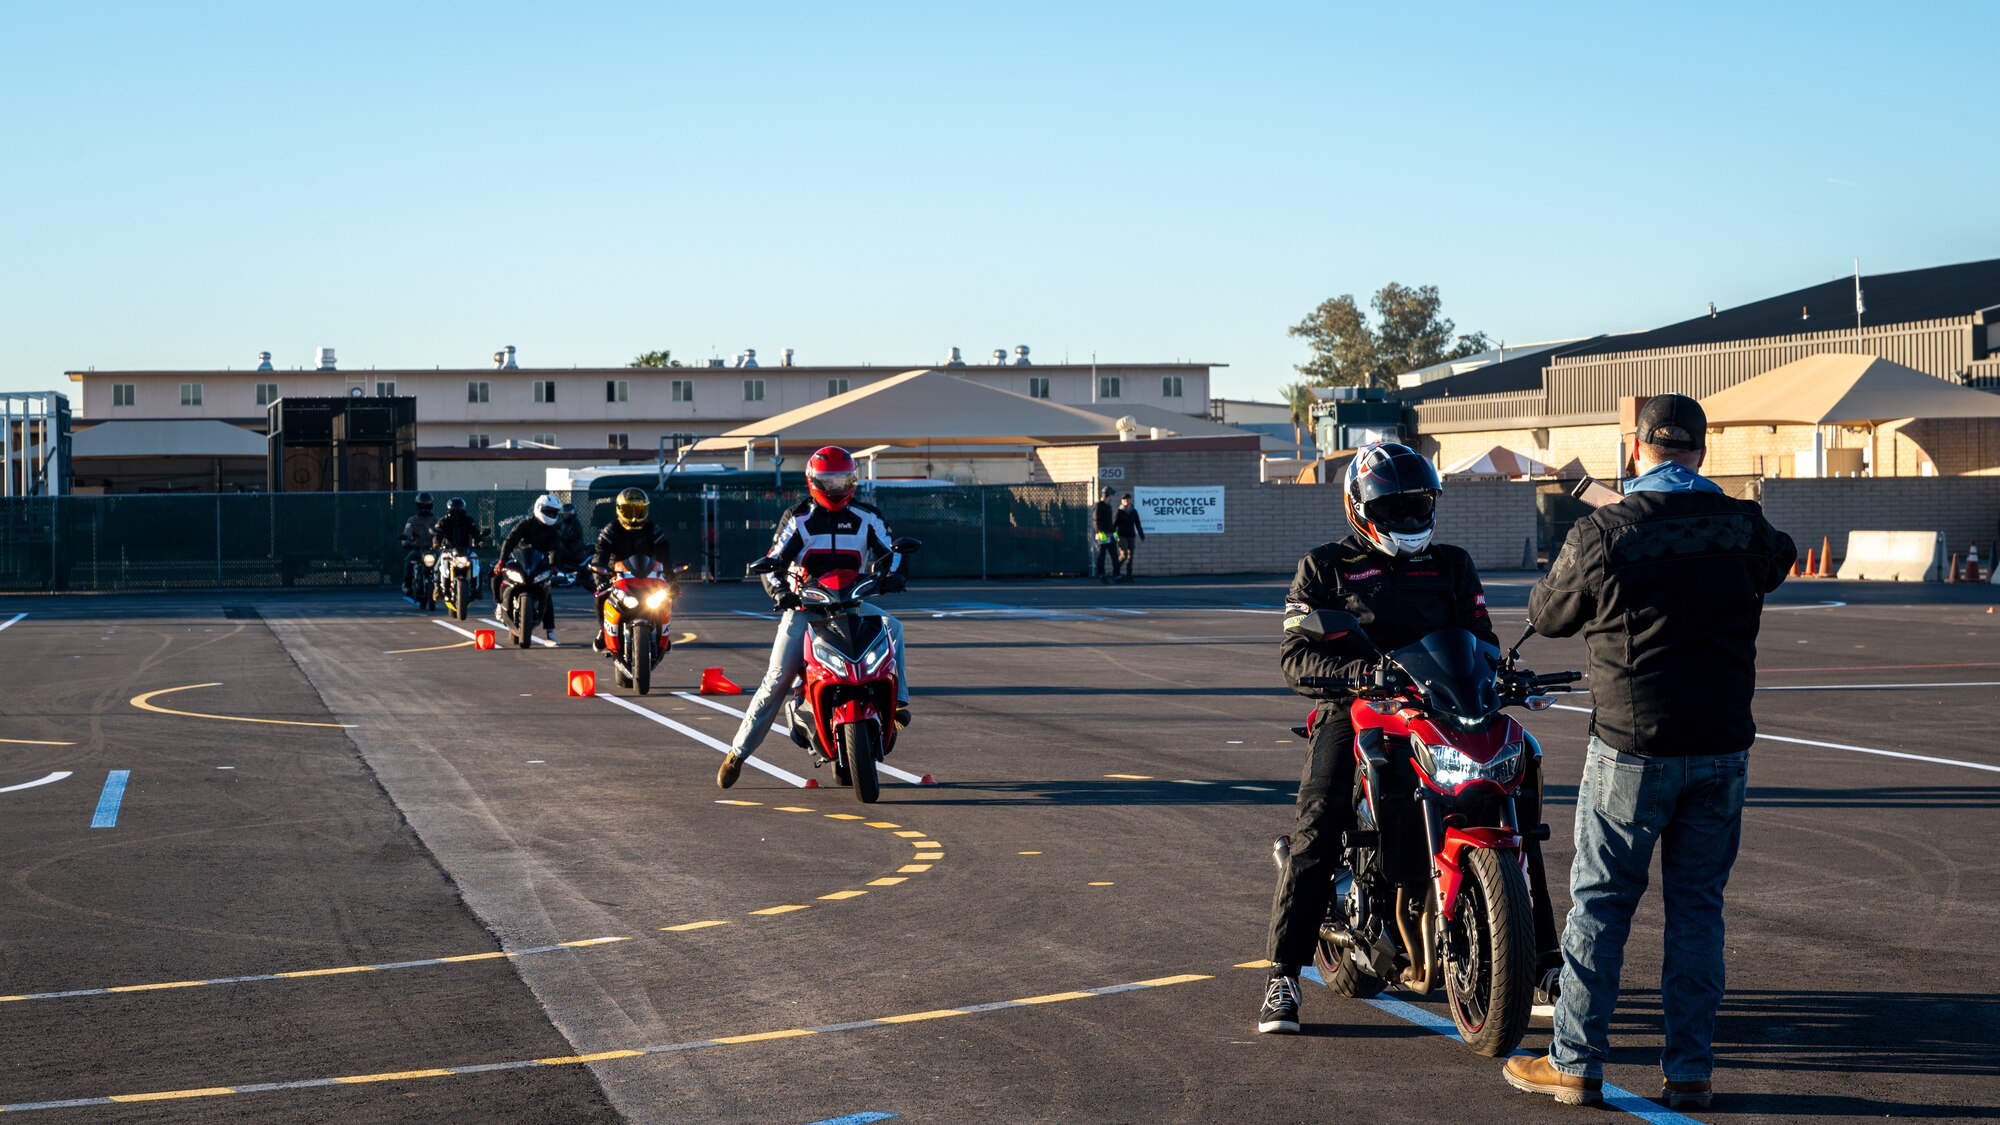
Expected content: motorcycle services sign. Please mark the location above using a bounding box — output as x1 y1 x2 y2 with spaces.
1134 486 1225 534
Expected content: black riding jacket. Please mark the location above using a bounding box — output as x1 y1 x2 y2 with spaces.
1094 500 1115 536
430 511 481 551
593 520 674 583
498 516 561 566
1281 534 1497 700
401 512 436 549
1114 507 1145 541
1529 488 1795 757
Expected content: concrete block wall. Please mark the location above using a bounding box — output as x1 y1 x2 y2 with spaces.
1758 478 2000 565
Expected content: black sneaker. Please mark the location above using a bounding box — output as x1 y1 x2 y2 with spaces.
716 753 747 789
1257 974 1301 1034
895 706 911 728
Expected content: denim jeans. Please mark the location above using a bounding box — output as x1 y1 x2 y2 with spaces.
728 608 908 760
1552 737 1748 1082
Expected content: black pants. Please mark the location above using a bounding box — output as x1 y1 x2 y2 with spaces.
495 577 556 631
1266 708 1560 975
1095 539 1122 578
1117 538 1138 578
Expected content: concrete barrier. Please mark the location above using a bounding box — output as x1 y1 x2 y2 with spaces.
1835 530 1943 582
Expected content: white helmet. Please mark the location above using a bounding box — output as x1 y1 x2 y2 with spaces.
533 493 563 526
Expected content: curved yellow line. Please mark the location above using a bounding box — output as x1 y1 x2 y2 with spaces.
0 737 76 746
130 684 355 729
676 631 698 646
384 640 475 654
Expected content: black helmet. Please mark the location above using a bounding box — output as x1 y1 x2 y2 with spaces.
1342 442 1442 558
414 491 434 515
446 497 467 514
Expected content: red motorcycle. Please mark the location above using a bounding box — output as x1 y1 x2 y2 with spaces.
597 554 682 694
1284 610 1579 1056
747 540 918 804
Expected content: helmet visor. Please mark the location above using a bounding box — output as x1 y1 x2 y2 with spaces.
810 470 857 499
1367 492 1435 531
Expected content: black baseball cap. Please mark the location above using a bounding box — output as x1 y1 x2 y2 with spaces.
1637 393 1706 450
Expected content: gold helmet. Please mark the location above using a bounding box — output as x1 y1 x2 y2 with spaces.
615 487 650 529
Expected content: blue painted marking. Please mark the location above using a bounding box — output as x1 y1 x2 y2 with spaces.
1301 967 1706 1124
802 1114 898 1125
89 770 129 829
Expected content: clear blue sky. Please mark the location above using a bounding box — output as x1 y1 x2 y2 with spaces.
4 1 1993 400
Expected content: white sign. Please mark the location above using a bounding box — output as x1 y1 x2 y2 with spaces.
1098 466 1125 480
1134 486 1225 534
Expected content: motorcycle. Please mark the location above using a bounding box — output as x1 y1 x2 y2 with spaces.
746 538 920 804
497 547 556 648
597 555 682 694
1283 610 1580 1057
407 545 438 611
435 547 481 620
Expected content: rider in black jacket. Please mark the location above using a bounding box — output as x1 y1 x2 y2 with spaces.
494 493 564 641
430 498 481 551
1260 442 1540 1034
591 488 676 652
399 492 436 596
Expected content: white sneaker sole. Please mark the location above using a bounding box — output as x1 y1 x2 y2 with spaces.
1256 1018 1300 1034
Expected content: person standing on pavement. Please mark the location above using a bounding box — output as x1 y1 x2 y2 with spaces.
1093 486 1121 583
1113 493 1145 583
1503 394 1796 1111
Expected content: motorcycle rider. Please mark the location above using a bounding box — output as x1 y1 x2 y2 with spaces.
557 501 589 572
717 446 910 789
430 497 485 606
1259 441 1554 1034
493 492 565 643
592 487 677 653
399 491 437 597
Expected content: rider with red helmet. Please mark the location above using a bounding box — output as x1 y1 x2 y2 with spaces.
717 446 911 788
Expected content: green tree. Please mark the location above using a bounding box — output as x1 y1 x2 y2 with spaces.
1289 283 1488 391
1281 382 1319 450
629 350 682 368
1287 294 1378 388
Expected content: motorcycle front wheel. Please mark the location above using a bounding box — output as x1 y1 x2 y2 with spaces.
453 577 469 620
633 622 653 694
840 722 880 804
1442 848 1535 1057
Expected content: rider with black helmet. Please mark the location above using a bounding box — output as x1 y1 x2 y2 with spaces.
1256 442 1552 1035
591 488 677 652
430 496 481 552
399 492 437 597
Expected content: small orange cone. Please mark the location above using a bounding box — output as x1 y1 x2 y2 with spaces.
1789 556 1800 578
802 777 821 788
1947 554 1959 584
567 670 597 697
1818 536 1833 577
700 667 743 695
473 629 497 650
1803 548 1816 577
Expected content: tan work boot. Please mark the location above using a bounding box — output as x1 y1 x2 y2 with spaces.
1662 1078 1713 1109
716 753 747 789
1503 1055 1602 1106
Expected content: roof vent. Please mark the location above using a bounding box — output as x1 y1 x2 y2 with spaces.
256 351 274 372
1707 302 1717 319
493 345 518 369
316 347 337 371
1013 345 1033 366
944 346 965 367
742 348 759 368
991 348 1008 365
708 357 726 368
781 348 795 367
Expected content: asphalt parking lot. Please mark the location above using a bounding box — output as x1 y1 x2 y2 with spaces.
1 575 1996 1123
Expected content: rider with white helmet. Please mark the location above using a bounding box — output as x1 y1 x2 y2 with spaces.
494 492 567 643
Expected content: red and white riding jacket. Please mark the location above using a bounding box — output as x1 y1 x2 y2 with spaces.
760 499 903 596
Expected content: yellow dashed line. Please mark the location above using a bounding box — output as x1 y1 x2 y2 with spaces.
109 1088 239 1103
1018 851 1042 856
714 1028 816 1044
1134 974 1214 986
867 877 907 887
892 830 925 838
825 813 865 821
436 951 514 963
0 737 76 746
334 1069 454 1084
819 890 867 901
716 799 762 806
1088 882 1115 887
537 1050 645 1065
897 864 932 874
662 920 730 932
107 980 207 993
750 905 810 916
1015 991 1097 1004
1105 773 1152 780
913 852 943 860
1235 959 1276 970
875 1009 967 1024
774 806 814 813
912 841 942 849
558 937 630 947
864 821 901 829
275 966 374 979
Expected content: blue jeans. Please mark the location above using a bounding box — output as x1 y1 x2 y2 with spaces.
1552 737 1748 1082
728 608 908 760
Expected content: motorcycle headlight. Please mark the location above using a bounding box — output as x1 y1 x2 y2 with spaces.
1416 737 1525 788
454 557 471 569
423 553 435 566
809 631 850 674
858 628 895 674
644 589 669 611
620 593 640 610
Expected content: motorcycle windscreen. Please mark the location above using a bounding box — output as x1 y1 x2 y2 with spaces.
1388 628 1501 726
813 613 884 661
620 555 658 578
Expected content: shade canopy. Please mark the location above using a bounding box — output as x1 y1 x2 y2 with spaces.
1441 445 1557 478
71 420 268 459
1699 353 2000 426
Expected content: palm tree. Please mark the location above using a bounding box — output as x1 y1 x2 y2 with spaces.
1282 382 1319 452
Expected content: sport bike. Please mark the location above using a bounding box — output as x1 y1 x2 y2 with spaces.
435 547 480 620
597 555 681 694
496 547 556 649
746 539 919 804
1283 610 1579 1057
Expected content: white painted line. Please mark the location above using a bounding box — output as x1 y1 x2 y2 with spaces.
731 609 779 621
485 618 559 647
434 619 480 640
672 691 930 785
1764 600 1848 611
1758 681 2000 692
0 771 71 794
599 694 810 787
1549 703 2000 774
0 612 25 633
1092 607 1148 615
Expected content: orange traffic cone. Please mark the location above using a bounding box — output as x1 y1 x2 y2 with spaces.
1947 554 1959 584
1818 536 1833 577
1968 543 1983 583
700 667 743 695
473 629 497 650
567 670 597 697
1789 556 1801 578
1803 548 1816 577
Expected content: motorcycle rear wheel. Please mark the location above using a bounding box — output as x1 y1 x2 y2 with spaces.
1443 848 1535 1057
840 723 880 804
1314 934 1388 998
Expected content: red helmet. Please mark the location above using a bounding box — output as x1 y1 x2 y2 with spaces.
807 446 859 510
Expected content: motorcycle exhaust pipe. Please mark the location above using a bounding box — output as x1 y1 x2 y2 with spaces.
1395 887 1440 995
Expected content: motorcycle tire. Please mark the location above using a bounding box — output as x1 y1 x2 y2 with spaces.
511 594 529 649
1443 848 1536 1058
840 722 880 805
633 623 653 695
453 578 469 620
1314 934 1389 999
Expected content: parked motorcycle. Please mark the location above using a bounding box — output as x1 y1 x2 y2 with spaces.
597 554 682 694
1283 610 1579 1057
497 547 556 648
746 538 920 804
435 547 480 620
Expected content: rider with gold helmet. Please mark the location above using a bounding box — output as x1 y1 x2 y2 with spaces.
591 487 677 652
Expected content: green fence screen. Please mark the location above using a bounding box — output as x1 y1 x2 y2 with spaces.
0 483 1092 593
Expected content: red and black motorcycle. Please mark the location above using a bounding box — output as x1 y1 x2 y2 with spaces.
597 554 681 694
1284 609 1579 1056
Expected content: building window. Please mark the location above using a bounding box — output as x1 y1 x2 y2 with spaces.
607 379 628 403
375 381 396 397
533 380 556 404
744 379 765 402
672 380 694 403
468 433 490 449
531 432 557 446
1162 375 1183 398
112 383 135 407
1098 375 1121 399
468 381 490 404
180 383 203 406
827 378 850 397
608 432 630 450
1027 377 1050 399
255 382 280 406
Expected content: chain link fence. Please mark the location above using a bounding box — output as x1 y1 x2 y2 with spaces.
0 483 1093 593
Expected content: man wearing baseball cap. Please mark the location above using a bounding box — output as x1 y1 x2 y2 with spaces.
1504 393 1796 1110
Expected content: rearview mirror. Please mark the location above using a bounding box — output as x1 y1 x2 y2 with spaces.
892 537 924 555
745 556 782 576
1283 608 1362 643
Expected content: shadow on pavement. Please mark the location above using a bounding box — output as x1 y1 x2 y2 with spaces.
889 779 1297 807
